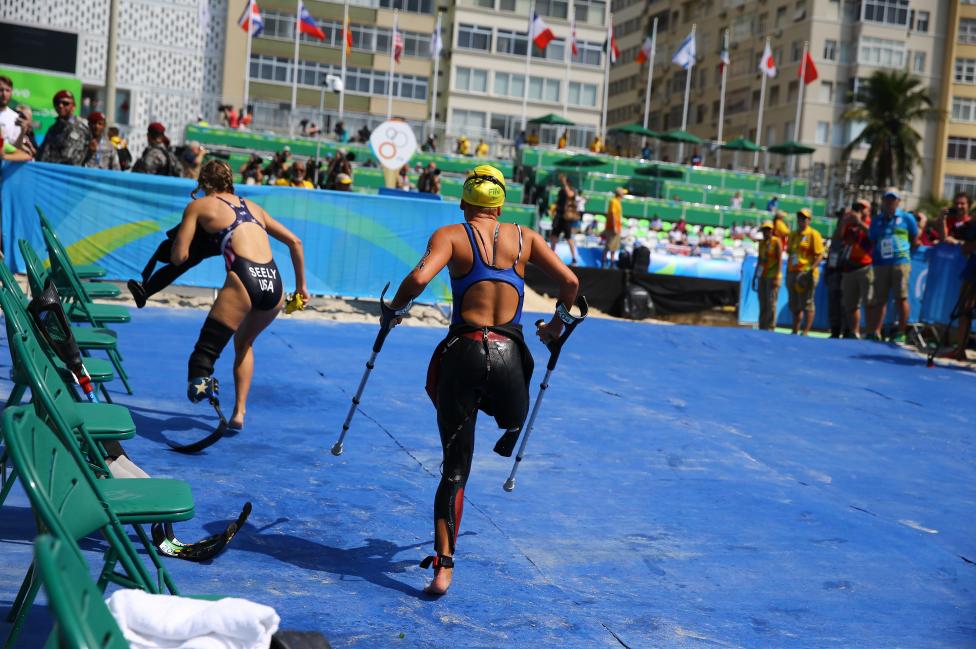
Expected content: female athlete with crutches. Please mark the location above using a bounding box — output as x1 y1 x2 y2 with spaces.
385 165 579 596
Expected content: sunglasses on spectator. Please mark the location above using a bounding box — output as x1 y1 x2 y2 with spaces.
56 100 73 106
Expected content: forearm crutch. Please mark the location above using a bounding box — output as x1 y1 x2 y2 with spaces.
504 294 588 492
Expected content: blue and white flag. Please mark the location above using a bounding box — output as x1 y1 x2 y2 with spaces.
671 31 696 69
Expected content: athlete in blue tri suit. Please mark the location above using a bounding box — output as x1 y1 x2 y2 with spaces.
387 165 579 596
173 160 309 429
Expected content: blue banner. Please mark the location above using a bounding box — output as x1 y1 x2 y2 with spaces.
1 162 455 301
919 243 970 326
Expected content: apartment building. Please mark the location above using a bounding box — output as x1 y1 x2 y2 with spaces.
608 0 948 206
933 0 976 200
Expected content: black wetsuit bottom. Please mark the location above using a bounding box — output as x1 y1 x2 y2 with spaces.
141 226 220 297
230 256 283 311
433 328 530 552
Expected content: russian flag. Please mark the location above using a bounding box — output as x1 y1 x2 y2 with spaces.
530 12 555 50
237 0 264 38
298 2 325 41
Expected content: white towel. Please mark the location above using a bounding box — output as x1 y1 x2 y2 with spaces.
106 589 280 649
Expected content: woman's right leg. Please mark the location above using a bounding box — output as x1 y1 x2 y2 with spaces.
186 274 250 400
228 302 282 428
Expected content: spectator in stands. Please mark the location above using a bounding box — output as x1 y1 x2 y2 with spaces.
475 138 489 157
456 135 471 156
527 131 540 145
324 149 352 189
641 143 652 160
748 201 756 209
786 208 825 336
650 215 663 231
396 164 413 190
839 199 873 339
731 191 743 209
772 209 790 245
219 104 239 128
674 217 687 234
914 212 937 246
589 135 603 153
938 191 973 245
239 107 253 128
239 153 264 185
938 192 976 360
515 130 526 153
335 173 353 191
334 120 349 143
107 126 132 170
602 188 625 268
305 121 321 137
10 104 37 157
753 222 782 329
357 124 371 143
558 130 568 149
689 150 702 166
82 112 119 171
549 174 581 265
131 122 181 176
422 134 437 152
264 146 292 182
766 196 778 212
824 210 846 338
180 141 206 179
37 90 89 166
865 188 918 343
0 75 22 147
418 162 441 195
672 193 682 203
275 160 314 188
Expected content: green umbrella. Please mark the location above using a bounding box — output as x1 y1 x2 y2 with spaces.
721 137 762 152
554 154 606 168
767 140 816 155
609 123 658 138
528 113 576 126
656 129 703 144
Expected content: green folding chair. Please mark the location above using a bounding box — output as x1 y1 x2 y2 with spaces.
16 235 120 299
35 206 107 279
2 405 192 648
33 535 130 649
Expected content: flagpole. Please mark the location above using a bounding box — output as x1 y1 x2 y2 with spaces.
387 9 397 119
430 12 441 138
789 41 808 177
754 37 770 168
520 2 534 131
339 0 349 123
641 17 658 150
243 0 253 111
600 12 613 141
716 28 729 168
290 0 301 136
562 0 574 118
678 23 695 162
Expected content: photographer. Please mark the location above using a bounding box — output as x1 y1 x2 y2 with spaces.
219 104 239 129
938 192 973 245
179 141 206 179
324 149 353 190
417 162 441 194
263 147 292 183
239 153 265 185
274 160 314 188
940 192 976 361
82 112 120 171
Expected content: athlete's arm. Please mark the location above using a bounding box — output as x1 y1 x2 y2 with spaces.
390 227 453 310
525 229 579 342
260 208 310 301
171 201 201 265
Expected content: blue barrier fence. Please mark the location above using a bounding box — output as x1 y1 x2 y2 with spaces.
739 246 969 329
1 162 455 301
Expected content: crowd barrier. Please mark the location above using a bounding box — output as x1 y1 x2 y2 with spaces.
1 162 454 302
738 246 971 329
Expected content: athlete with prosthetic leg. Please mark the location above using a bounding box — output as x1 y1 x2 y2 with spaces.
386 165 579 596
176 160 309 433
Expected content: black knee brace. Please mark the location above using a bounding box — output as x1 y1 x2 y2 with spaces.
188 317 235 380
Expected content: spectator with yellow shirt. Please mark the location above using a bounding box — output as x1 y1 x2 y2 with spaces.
772 209 791 246
275 161 314 188
603 188 625 268
753 221 783 331
475 139 489 157
786 208 824 335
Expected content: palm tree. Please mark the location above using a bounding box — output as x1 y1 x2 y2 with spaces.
841 70 938 193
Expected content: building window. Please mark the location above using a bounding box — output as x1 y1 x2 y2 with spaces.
493 71 525 98
858 36 906 69
572 41 603 66
862 0 909 26
533 39 566 62
452 109 487 131
952 96 976 122
815 121 829 144
791 41 803 62
960 19 976 44
912 51 925 74
496 29 528 56
820 81 833 103
945 175 976 199
454 66 488 93
914 10 929 32
568 81 598 106
775 6 786 27
956 59 976 84
823 39 837 61
378 0 434 14
574 0 607 26
528 76 560 102
457 23 491 51
249 55 427 101
536 0 568 19
947 137 976 161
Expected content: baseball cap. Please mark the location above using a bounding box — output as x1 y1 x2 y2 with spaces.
87 112 105 125
760 221 774 230
883 187 900 200
147 122 166 135
796 208 812 219
615 187 627 196
52 90 74 105
283 145 291 152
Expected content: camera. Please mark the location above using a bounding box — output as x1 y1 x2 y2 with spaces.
948 207 961 218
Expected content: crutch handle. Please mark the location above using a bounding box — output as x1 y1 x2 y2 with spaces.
374 282 414 353
538 294 588 371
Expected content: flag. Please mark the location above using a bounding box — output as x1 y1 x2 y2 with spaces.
343 17 352 54
798 50 818 84
298 2 325 40
393 26 404 63
671 30 695 69
759 40 776 77
431 22 443 58
237 0 264 37
603 22 619 64
570 17 578 56
530 12 555 49
718 31 730 72
636 35 653 65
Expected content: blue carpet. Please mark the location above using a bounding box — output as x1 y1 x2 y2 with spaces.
1 307 974 647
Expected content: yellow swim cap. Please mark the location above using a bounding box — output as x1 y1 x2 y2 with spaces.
462 165 506 208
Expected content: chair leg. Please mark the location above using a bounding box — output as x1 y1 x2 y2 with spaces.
5 561 35 623
133 524 180 595
98 382 114 404
107 349 133 395
0 462 17 508
2 565 40 649
4 384 26 408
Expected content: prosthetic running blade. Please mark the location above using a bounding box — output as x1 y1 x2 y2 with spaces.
167 393 228 454
151 502 252 562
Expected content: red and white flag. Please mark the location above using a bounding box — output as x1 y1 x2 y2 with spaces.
570 17 578 56
530 11 555 50
758 41 776 77
636 35 653 65
798 50 818 84
603 21 619 64
237 0 264 37
393 27 404 62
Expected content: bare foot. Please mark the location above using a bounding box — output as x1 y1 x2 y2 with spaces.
424 567 453 596
229 409 245 430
